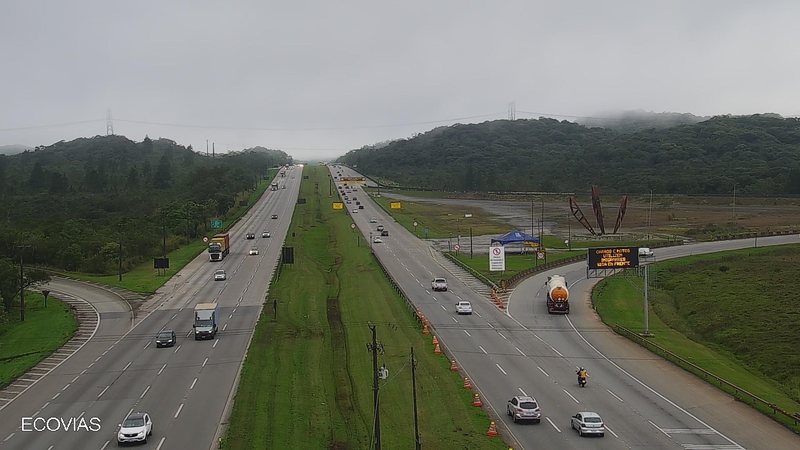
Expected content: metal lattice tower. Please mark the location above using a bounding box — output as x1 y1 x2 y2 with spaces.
106 109 114 135
508 102 516 120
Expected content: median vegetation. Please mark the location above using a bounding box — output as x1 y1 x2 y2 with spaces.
593 245 800 431
223 165 506 449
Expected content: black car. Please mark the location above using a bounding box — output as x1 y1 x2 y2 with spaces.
381 230 389 236
156 330 176 348
358 205 364 209
271 214 278 219
246 233 255 239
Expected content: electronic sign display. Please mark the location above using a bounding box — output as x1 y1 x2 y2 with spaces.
587 247 639 269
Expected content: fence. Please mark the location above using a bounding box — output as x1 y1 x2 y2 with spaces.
613 325 800 431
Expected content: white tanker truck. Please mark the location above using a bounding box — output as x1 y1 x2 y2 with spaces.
546 275 570 314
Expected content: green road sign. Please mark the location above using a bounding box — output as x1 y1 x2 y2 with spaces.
211 219 223 229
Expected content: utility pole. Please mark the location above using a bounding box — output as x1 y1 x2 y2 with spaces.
648 190 654 243
368 324 383 449
469 227 473 259
642 265 653 337
411 347 421 450
732 183 736 222
16 245 32 322
118 238 123 281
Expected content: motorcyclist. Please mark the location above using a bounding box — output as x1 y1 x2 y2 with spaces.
577 367 588 385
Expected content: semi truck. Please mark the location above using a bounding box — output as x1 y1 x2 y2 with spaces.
546 275 570 314
193 303 218 340
271 182 279 191
208 233 231 261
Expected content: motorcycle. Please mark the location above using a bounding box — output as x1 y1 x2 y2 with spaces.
577 374 587 387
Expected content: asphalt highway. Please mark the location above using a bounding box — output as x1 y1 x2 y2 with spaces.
333 164 800 450
0 166 301 450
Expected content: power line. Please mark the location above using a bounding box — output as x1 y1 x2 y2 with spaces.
0 119 103 132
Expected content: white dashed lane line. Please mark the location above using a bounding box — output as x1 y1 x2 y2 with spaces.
157 364 167 375
463 330 471 337
140 385 150 399
514 346 525 356
546 417 561 432
478 345 487 354
518 387 527 396
498 332 507 340
538 366 550 377
496 364 507 375
189 378 197 390
174 403 184 418
607 389 624 402
562 389 580 404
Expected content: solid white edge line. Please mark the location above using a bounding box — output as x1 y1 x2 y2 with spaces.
545 417 561 432
565 315 742 448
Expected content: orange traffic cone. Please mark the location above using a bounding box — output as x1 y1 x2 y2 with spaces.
432 335 439 345
473 393 483 407
434 343 442 355
422 322 430 335
486 421 498 437
463 377 472 389
450 360 458 371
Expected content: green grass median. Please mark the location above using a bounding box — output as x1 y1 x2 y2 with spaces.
0 293 78 388
223 166 507 449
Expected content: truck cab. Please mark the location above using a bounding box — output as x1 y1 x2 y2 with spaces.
194 303 218 340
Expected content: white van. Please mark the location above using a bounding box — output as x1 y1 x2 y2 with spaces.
638 247 654 257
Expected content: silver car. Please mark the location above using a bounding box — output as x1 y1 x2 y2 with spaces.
571 411 605 437
431 277 448 292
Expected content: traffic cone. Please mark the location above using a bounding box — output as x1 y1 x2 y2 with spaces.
463 377 472 389
472 393 483 407
486 421 498 437
432 335 439 345
422 322 430 335
434 343 442 355
450 360 458 371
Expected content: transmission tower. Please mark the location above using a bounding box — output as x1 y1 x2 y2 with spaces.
106 109 114 135
508 102 516 120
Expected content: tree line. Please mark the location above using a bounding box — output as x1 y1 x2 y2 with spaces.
0 135 291 319
337 114 800 196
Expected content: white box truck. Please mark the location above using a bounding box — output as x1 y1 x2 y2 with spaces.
193 303 218 340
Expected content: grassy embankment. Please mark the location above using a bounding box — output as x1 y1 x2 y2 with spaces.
223 166 507 449
0 294 77 388
594 245 800 431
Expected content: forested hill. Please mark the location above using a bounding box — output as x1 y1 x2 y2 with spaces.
336 115 800 196
0 135 291 273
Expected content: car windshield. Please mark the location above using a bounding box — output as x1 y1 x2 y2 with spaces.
584 417 602 423
157 332 172 339
519 401 538 409
123 417 144 427
196 319 213 327
435 279 445 283
215 270 224 275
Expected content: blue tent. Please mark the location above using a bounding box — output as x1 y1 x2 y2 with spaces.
490 230 540 245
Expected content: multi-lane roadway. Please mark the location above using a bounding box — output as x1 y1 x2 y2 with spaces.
333 164 799 450
0 166 301 450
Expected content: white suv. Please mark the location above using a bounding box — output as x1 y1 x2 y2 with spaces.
117 412 153 444
431 278 448 291
571 411 605 437
507 396 541 423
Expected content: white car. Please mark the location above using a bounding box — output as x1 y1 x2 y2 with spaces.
507 396 541 423
372 236 383 244
262 231 271 238
638 247 654 257
571 411 605 437
369 217 378 223
249 247 259 255
117 412 153 444
455 301 472 315
431 277 448 291
352 208 358 213
214 269 226 281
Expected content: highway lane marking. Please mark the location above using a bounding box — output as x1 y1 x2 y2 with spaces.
463 330 472 337
127 408 134 418
80 369 87 375
562 389 580 404
202 357 209 367
3 433 13 442
71 375 80 383
213 339 219 348
606 389 624 402
88 363 94 369
95 356 102 362
97 385 109 398
498 332 507 340
62 383 70 391
122 361 132 372
496 364 507 375
171 313 178 320
140 385 150 399
186 330 192 338
549 346 564 357
51 393 60 400
534 334 544 342
545 417 561 432
605 424 619 438
190 378 197 390
514 346 525 356
537 366 550 377
475 312 482 317
174 344 181 353
174 403 184 418
232 307 237 314
223 323 228 331
425 289 430 295
478 345 488 354
77 411 85 420
157 363 167 375
101 440 110 450
156 437 166 450
440 305 446 311
41 401 49 409
142 341 150 350
451 317 458 323
564 316 743 449
518 387 527 396
229 314 233 319
46 445 53 450
648 420 671 437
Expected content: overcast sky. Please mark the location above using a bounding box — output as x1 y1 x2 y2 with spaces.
2 1 799 160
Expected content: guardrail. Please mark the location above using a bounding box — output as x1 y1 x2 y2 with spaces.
442 252 500 292
613 325 800 431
